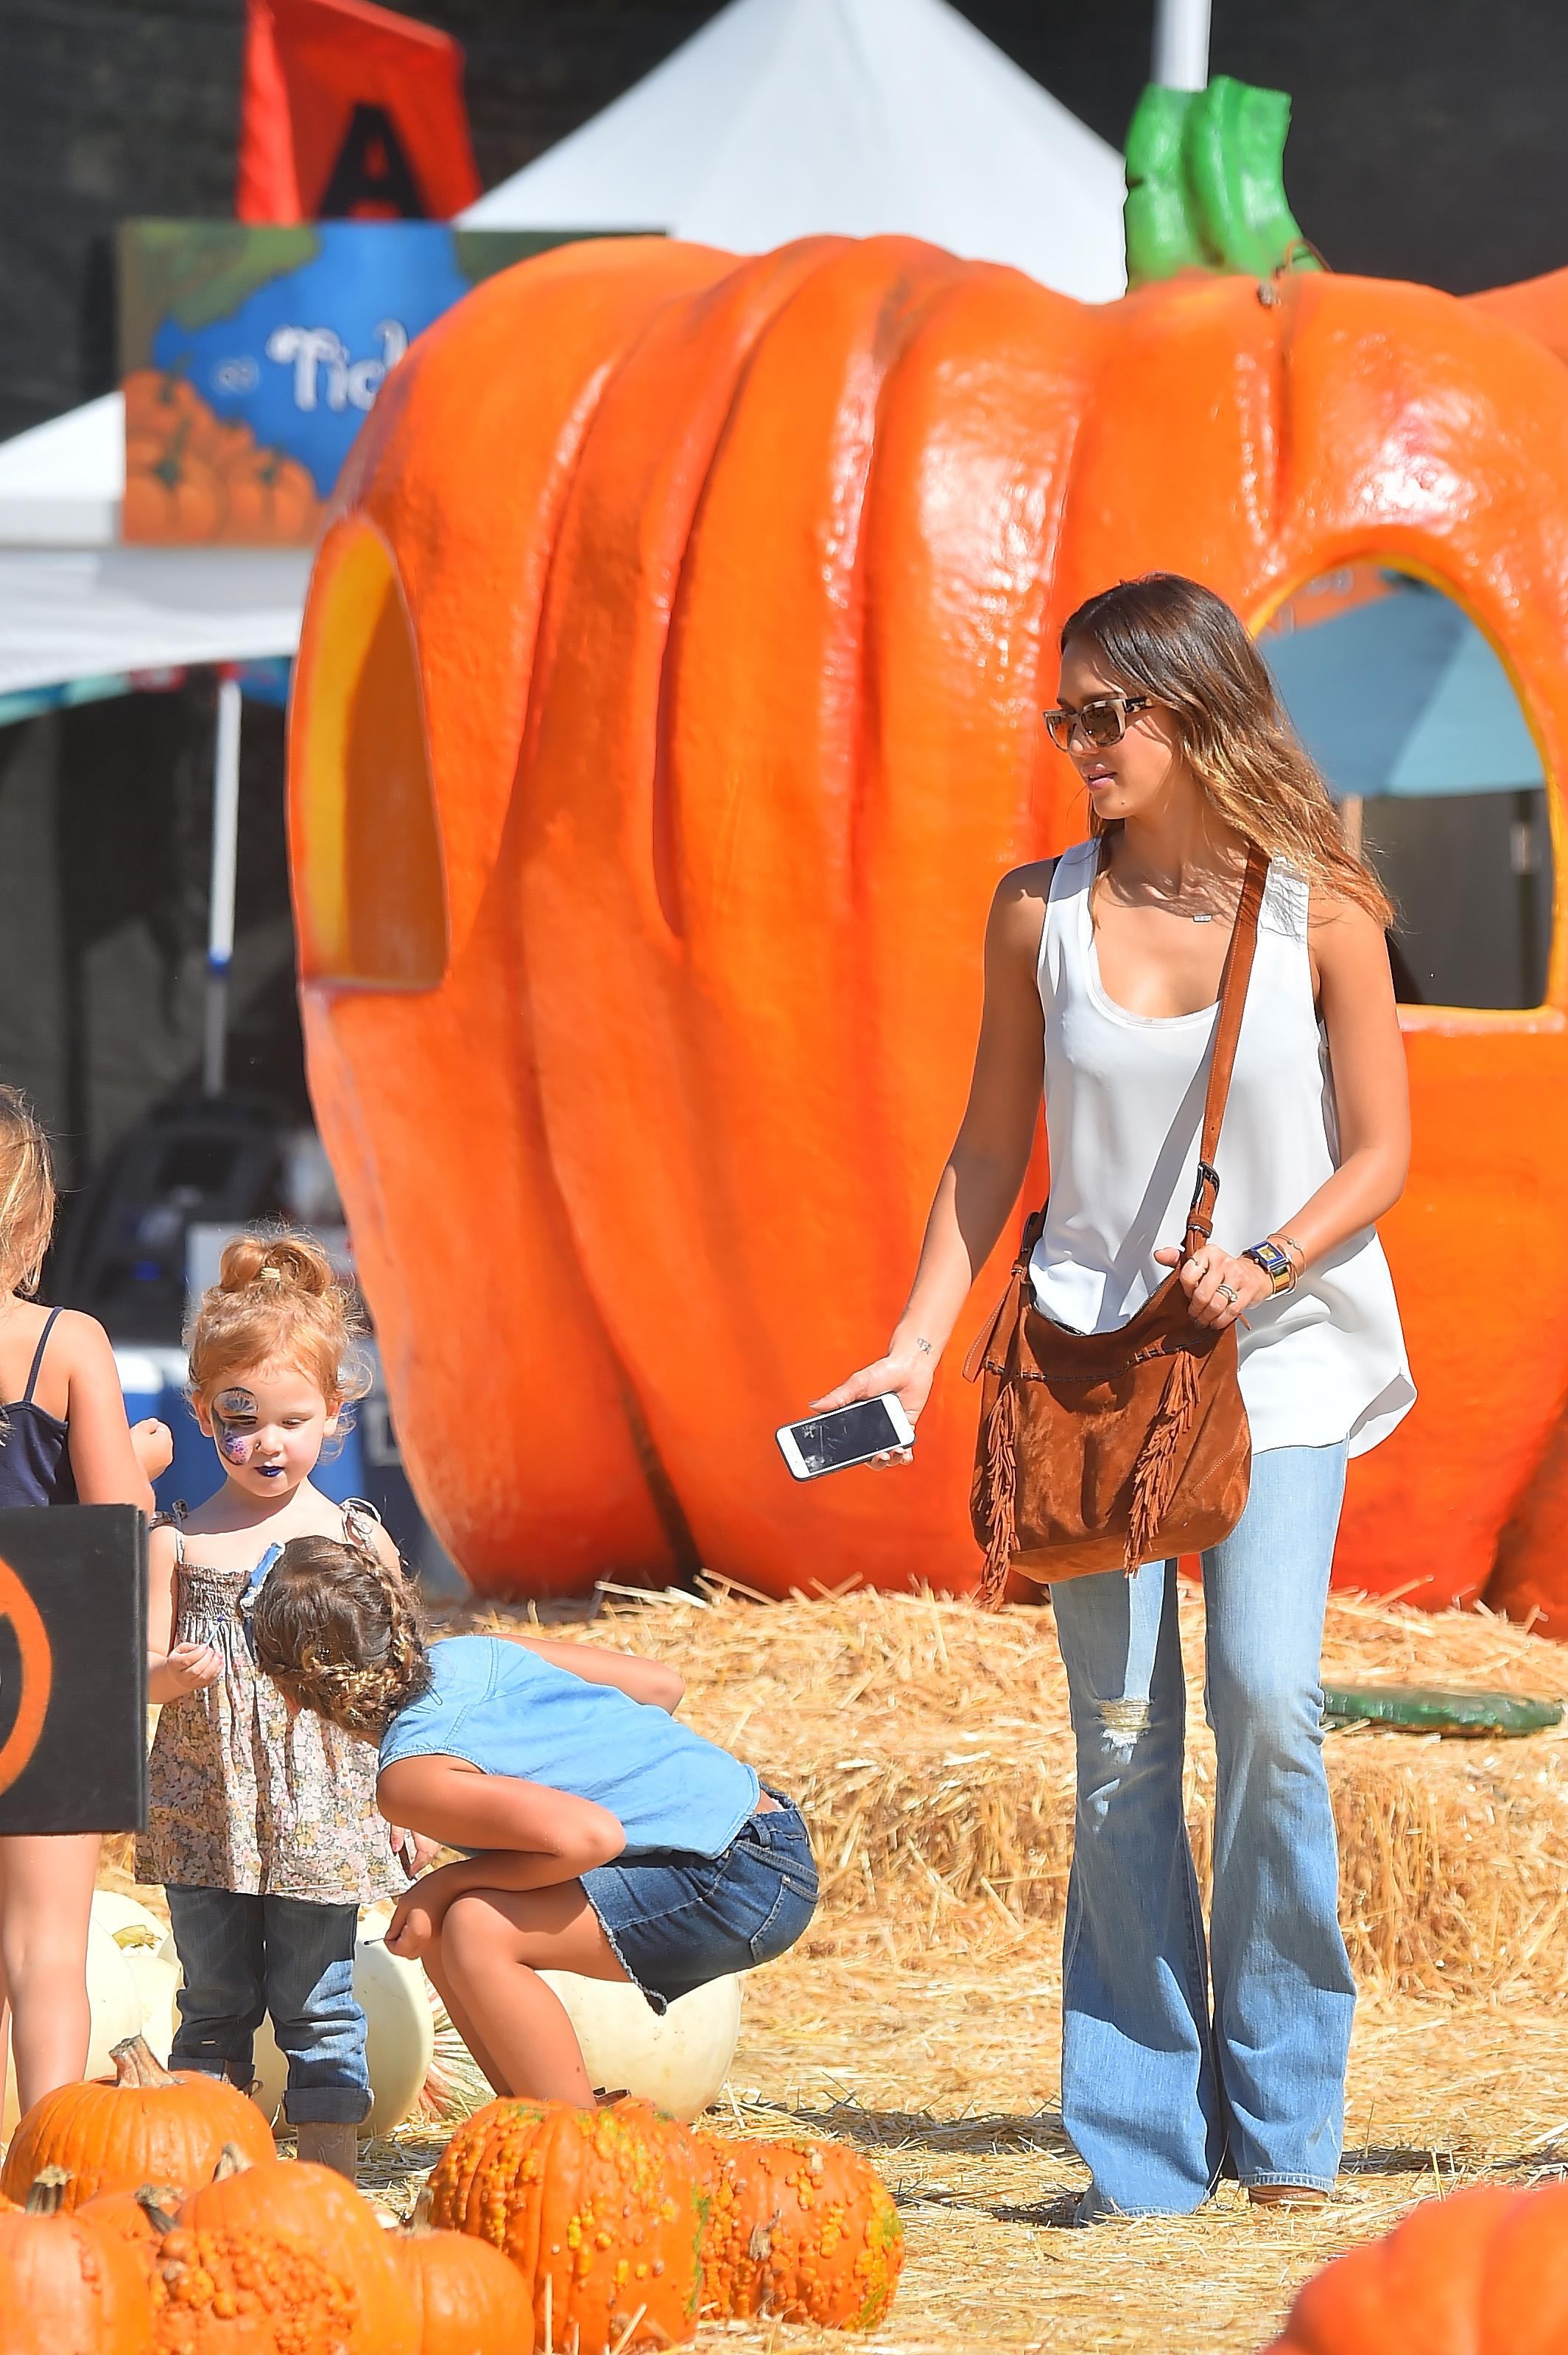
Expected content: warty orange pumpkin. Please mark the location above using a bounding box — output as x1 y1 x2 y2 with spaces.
424 2095 702 2354
150 2223 360 2355
290 228 1568 1617
1262 2178 1568 2352
1 2036 275 2211
0 2165 156 2355
696 2133 902 2330
176 2152 418 2355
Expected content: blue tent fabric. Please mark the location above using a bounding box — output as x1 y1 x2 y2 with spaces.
1263 578 1542 799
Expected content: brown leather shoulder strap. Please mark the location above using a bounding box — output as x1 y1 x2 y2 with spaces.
1183 844 1269 1256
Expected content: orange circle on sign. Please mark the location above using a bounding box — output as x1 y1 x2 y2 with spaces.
0 1551 52 1799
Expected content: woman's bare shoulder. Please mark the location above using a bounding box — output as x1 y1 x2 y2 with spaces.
988 858 1060 962
1304 887 1389 955
998 857 1060 905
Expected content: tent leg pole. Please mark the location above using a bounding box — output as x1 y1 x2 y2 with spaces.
204 674 242 1098
1152 0 1210 89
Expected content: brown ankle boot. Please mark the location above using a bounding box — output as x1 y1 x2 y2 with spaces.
295 2121 359 2183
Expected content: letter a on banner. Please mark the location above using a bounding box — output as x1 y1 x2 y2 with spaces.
237 0 482 224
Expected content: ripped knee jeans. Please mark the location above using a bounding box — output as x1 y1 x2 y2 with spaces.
1048 1440 1354 2215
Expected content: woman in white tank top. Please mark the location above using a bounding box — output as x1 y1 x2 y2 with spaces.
821 574 1413 2219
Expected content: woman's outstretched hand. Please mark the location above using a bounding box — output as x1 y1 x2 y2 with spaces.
1154 1245 1271 1331
808 1347 935 1467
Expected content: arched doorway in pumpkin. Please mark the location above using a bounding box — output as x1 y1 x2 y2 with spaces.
289 519 448 988
1261 566 1553 1011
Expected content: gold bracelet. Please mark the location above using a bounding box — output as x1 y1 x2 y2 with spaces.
1273 1233 1307 1274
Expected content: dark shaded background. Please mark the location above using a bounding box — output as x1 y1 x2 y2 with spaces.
0 0 1560 440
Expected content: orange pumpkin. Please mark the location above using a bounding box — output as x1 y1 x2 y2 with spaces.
219 450 322 545
289 229 1568 1616
1 2036 275 2210
177 2154 417 2355
0 2166 156 2355
1263 2179 1568 2352
424 2096 702 2354
123 432 228 544
393 2206 535 2355
697 2133 902 2329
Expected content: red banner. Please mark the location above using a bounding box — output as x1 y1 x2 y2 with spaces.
237 0 482 224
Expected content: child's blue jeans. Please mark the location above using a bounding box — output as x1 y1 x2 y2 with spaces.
1050 1441 1356 2215
165 1886 370 2125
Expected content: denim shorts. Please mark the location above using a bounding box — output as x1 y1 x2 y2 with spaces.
582 1788 818 2013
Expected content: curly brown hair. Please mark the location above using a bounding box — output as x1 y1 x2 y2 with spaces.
251 1535 432 1739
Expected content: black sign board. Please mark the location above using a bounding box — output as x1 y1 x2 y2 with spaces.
0 1505 147 1834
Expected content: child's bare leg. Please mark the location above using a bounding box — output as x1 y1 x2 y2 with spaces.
437 1884 632 2107
0 1833 99 2113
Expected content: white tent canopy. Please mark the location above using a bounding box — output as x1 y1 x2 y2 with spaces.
463 0 1127 303
0 396 311 697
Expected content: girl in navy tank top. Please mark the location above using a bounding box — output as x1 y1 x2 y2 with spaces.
0 1087 172 2122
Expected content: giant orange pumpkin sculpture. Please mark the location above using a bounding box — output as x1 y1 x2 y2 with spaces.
289 133 1568 1619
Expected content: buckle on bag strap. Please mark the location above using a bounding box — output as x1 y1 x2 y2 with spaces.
1184 1160 1220 1252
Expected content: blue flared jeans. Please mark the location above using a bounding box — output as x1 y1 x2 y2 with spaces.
1050 1441 1355 2215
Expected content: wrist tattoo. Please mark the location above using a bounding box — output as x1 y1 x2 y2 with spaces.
912 1336 935 1358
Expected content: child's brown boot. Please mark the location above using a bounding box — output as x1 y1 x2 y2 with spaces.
295 2121 359 2183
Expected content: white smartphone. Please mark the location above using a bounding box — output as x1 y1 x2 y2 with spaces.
775 1394 915 1481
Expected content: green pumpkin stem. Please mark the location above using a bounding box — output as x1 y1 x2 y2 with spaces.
1125 74 1322 289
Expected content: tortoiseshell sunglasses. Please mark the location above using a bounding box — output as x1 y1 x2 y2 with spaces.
1041 693 1153 753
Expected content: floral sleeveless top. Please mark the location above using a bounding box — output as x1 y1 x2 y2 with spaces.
137 1501 408 1906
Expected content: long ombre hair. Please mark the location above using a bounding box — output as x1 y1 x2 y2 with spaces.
1060 574 1393 927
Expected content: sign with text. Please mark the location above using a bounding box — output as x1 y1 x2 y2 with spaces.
118 221 643 544
0 1505 147 1835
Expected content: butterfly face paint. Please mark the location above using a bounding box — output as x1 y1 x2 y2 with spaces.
212 1386 258 1465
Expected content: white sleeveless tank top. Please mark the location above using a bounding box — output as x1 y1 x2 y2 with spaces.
1028 840 1414 1459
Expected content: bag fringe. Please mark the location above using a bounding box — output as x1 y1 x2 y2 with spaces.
1124 1345 1201 1574
979 1377 1019 1610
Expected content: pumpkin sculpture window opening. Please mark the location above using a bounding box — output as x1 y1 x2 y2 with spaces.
1262 564 1554 1012
292 522 449 989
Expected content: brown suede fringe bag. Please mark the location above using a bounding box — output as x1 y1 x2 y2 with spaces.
964 845 1268 1606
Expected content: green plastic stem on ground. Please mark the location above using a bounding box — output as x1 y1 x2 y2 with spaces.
1125 74 1322 289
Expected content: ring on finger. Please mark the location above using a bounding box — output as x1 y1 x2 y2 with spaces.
1216 1281 1239 1305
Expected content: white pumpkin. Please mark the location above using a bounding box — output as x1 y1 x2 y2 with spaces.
88 1893 180 2065
1 1920 141 2136
538 1971 742 2121
245 1910 435 2136
88 1891 167 1945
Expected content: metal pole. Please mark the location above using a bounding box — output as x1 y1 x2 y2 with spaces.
1151 0 1212 90
203 673 242 1097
